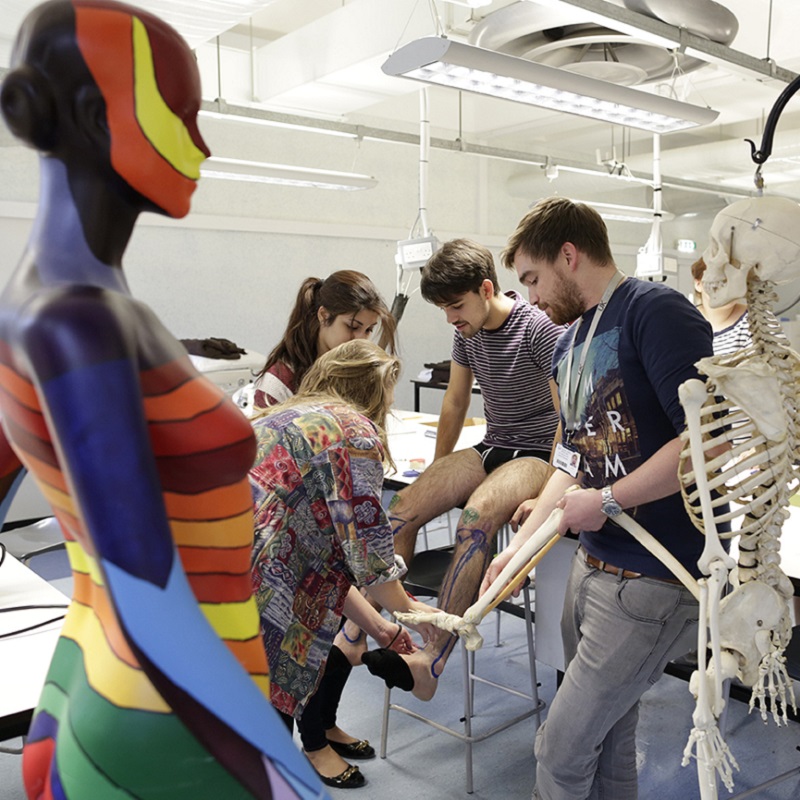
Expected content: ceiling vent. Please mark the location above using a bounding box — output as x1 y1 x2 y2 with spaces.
469 0 738 87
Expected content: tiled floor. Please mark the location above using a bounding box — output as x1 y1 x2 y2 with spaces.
3 512 800 799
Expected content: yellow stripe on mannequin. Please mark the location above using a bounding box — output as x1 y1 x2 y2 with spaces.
132 18 204 179
62 603 171 712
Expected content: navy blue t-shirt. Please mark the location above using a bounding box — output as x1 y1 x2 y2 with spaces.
552 278 714 578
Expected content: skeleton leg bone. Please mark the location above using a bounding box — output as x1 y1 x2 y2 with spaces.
682 573 739 800
394 507 564 650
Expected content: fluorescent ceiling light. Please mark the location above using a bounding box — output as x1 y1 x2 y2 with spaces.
443 0 493 7
201 157 377 190
570 200 675 224
382 36 719 134
199 108 358 139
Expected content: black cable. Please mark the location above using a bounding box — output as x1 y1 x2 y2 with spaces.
391 293 410 322
0 603 68 639
0 604 69 613
0 615 67 639
0 543 69 637
746 73 800 165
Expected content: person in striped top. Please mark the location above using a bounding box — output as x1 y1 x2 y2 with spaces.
365 239 564 701
691 257 750 355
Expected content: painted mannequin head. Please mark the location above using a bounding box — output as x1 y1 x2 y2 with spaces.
0 0 209 219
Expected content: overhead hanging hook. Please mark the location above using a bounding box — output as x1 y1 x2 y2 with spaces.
745 73 800 166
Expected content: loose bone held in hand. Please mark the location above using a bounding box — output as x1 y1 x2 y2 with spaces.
394 506 564 651
397 484 707 650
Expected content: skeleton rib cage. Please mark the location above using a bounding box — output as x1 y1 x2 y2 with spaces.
679 279 799 620
676 275 800 798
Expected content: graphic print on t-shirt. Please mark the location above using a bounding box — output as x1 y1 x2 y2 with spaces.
557 326 640 485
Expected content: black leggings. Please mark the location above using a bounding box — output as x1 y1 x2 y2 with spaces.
278 644 353 752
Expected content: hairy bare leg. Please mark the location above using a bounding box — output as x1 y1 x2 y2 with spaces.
405 457 553 700
388 448 487 567
346 451 485 668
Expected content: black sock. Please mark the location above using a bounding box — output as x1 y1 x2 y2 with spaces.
361 648 414 692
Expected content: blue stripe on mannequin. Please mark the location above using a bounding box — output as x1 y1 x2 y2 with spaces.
104 558 326 799
40 356 174 586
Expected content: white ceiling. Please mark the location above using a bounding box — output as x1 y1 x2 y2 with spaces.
2 0 800 214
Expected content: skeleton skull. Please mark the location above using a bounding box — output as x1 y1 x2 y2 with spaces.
702 197 800 307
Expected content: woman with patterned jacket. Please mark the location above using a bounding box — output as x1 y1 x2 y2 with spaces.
250 340 436 789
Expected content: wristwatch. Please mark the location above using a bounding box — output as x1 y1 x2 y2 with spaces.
600 486 623 518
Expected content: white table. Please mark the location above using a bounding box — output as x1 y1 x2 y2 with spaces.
0 553 68 739
384 409 486 489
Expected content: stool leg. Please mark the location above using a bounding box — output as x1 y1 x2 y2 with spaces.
494 524 511 646
462 643 474 793
523 583 542 727
380 685 391 758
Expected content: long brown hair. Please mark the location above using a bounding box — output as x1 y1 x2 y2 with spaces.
258 270 397 386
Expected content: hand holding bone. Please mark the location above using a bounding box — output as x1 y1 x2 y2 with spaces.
396 505 565 650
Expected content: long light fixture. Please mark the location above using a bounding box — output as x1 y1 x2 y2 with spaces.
199 103 359 139
382 36 719 134
578 200 675 224
201 157 377 191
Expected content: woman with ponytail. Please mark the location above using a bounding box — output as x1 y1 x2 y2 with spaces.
254 271 397 409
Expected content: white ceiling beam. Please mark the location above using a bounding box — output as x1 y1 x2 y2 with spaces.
192 94 761 201
252 0 440 108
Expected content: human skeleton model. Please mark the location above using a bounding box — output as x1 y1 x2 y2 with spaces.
676 196 800 798
397 196 800 799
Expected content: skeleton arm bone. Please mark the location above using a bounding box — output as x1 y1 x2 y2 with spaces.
399 498 702 652
679 379 737 575
612 512 701 600
464 507 562 624
682 574 740 798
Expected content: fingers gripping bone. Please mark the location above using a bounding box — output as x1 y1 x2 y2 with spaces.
394 507 564 650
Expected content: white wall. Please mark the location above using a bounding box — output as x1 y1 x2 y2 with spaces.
0 113 727 418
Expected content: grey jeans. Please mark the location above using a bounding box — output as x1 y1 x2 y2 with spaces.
533 550 699 800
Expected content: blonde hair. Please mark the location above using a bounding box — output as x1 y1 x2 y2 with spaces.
255 339 400 467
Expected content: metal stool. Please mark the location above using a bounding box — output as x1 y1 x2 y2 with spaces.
379 546 543 793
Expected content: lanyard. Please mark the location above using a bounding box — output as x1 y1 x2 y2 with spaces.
562 271 625 437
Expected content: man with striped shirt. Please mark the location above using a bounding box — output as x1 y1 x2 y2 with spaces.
376 238 565 701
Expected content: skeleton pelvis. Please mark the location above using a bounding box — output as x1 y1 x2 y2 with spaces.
717 581 786 686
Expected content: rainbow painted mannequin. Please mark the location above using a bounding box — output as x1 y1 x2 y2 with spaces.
0 2 325 797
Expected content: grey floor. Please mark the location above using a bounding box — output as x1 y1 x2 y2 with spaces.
2 516 800 799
